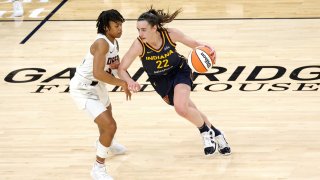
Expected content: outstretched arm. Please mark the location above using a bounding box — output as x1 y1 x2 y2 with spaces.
118 39 143 92
167 28 216 61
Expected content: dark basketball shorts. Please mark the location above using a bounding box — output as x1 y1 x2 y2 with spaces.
148 61 193 106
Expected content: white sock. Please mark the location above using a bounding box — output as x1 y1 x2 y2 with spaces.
95 161 105 168
96 140 109 158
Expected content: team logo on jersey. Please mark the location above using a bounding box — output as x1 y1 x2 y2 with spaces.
164 46 170 51
106 55 119 64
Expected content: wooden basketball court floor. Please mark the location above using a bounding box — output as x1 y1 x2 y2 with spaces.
0 0 319 179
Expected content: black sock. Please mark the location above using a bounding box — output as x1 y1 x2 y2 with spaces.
211 125 221 136
198 122 209 133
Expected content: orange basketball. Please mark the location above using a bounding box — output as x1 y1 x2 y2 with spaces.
187 46 215 73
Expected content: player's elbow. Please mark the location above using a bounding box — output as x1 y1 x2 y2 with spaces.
93 69 103 80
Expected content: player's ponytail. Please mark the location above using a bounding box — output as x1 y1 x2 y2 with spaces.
138 6 182 31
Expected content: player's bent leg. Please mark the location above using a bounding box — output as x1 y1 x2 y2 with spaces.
188 101 231 155
91 108 116 180
98 104 127 155
173 84 215 155
188 100 212 127
173 84 203 127
95 108 117 148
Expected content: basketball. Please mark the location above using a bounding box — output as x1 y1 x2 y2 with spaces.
187 46 215 73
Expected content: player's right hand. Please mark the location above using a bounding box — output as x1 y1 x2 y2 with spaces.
203 45 216 64
121 82 132 100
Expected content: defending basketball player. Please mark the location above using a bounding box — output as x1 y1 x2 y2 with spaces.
69 10 130 180
118 7 231 156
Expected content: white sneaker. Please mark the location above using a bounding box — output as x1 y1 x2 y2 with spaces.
109 141 127 155
90 163 113 180
214 132 231 156
201 131 216 155
13 1 24 17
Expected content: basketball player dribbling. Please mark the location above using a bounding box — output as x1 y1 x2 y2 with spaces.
118 7 231 156
69 10 131 180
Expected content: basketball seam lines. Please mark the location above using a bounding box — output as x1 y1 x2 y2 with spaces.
194 51 207 72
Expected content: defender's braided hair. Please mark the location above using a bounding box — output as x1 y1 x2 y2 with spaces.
96 9 125 34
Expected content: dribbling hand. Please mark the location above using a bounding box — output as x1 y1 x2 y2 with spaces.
204 45 216 64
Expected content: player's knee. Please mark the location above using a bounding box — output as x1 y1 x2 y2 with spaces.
111 121 117 133
104 120 117 134
174 103 188 117
96 117 117 134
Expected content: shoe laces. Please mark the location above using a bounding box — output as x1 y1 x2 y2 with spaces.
216 134 228 149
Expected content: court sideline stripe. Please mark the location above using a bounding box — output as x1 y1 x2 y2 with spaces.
69 17 320 21
1 16 320 23
0 16 317 23
0 17 320 22
20 0 68 44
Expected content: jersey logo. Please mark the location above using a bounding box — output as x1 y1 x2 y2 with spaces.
110 47 116 53
164 46 170 51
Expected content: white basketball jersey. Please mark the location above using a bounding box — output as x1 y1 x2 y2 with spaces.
76 33 119 81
